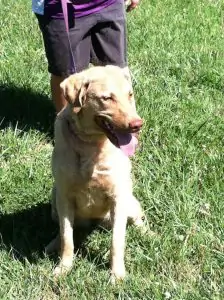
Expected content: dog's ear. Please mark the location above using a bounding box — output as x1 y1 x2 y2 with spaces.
60 74 90 113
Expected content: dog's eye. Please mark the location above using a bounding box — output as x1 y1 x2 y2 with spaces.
102 95 112 101
129 91 133 98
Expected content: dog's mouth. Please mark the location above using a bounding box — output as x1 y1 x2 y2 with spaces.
95 116 138 157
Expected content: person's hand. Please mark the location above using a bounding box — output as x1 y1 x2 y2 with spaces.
125 0 140 12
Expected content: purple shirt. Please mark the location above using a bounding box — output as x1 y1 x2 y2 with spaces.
44 0 117 19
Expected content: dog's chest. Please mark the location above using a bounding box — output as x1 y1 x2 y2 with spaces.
82 150 131 189
73 151 131 218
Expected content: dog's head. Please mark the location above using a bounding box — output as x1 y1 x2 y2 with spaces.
60 66 143 156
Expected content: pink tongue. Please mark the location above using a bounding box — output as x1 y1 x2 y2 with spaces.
115 133 138 156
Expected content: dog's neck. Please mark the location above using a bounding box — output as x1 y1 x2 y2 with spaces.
67 118 105 146
59 107 107 155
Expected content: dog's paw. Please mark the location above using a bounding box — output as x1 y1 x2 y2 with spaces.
132 214 148 235
134 219 148 234
110 266 126 284
53 260 73 277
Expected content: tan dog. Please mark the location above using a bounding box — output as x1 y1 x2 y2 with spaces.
48 65 145 282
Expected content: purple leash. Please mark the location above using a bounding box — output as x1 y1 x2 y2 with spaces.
61 0 76 73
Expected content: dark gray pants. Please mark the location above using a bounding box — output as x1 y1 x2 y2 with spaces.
36 1 127 76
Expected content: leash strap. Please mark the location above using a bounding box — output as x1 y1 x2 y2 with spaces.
61 0 76 73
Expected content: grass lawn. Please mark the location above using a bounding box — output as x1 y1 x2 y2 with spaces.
0 0 223 299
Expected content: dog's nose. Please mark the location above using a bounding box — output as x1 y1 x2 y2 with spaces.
129 119 143 131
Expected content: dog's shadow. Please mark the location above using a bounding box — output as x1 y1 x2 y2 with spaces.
0 83 107 269
0 83 55 137
0 202 107 269
0 203 55 262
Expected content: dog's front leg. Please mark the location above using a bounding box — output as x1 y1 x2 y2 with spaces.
54 194 74 276
110 199 128 283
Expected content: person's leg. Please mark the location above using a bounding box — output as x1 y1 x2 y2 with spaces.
50 75 67 113
35 15 92 113
91 2 137 110
90 1 127 69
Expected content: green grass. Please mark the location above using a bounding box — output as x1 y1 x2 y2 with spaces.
0 0 223 299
